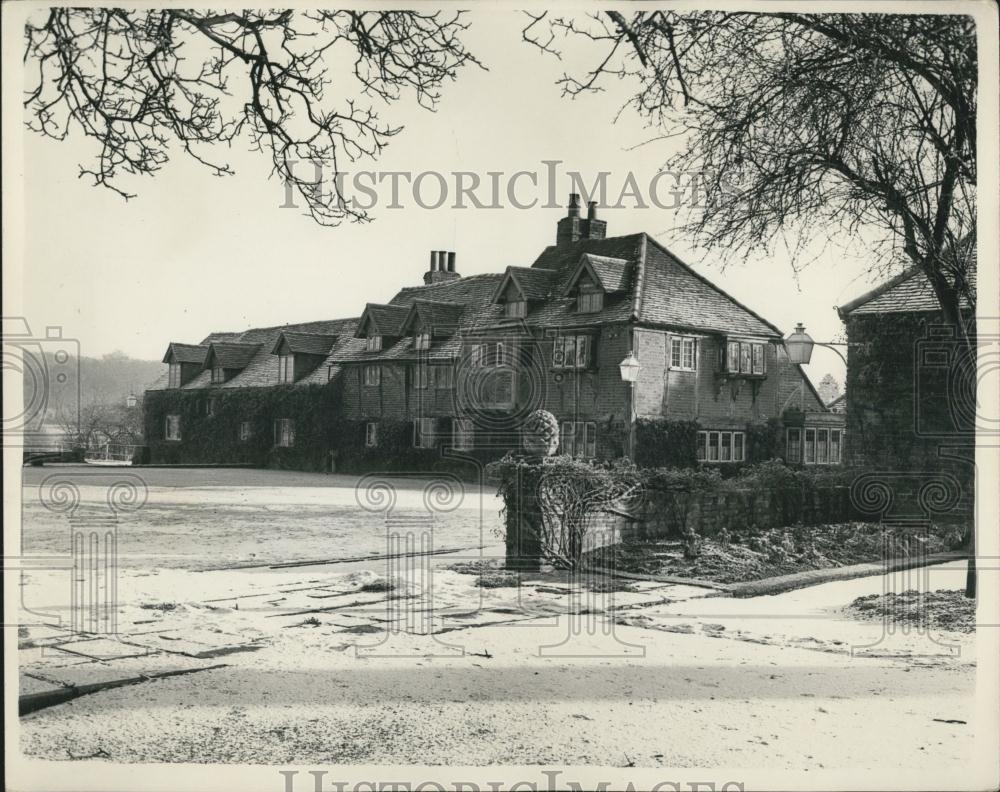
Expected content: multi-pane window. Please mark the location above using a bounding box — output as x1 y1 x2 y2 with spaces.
414 332 431 350
830 430 842 464
726 340 766 376
804 428 816 464
363 365 381 386
552 335 593 369
211 366 225 384
506 300 527 319
366 335 382 352
790 427 843 465
670 337 697 371
786 428 802 463
168 363 182 389
239 421 252 441
414 365 429 389
578 290 604 313
278 354 294 383
274 418 295 448
165 414 181 441
453 418 474 451
696 430 746 463
365 422 378 448
559 421 597 458
435 365 454 389
413 417 436 448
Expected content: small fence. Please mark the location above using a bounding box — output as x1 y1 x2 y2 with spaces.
84 443 140 465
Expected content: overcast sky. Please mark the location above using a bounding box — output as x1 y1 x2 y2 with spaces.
16 8 903 388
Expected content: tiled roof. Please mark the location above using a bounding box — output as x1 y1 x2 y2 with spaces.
491 267 559 303
639 237 782 337
530 234 782 337
403 300 466 336
356 303 410 337
149 318 357 390
577 254 631 293
272 331 337 356
205 342 260 370
838 255 977 317
162 343 208 365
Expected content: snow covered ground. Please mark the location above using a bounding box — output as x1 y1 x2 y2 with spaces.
13 466 986 774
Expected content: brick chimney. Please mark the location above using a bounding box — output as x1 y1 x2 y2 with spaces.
556 194 607 245
424 250 460 285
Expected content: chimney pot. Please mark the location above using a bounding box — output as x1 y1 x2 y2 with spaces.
429 251 438 271
447 251 456 272
588 201 598 220
568 193 581 218
437 250 447 271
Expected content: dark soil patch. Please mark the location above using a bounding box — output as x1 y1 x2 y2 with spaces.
447 559 521 588
846 589 975 633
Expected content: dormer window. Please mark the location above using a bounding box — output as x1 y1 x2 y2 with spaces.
577 285 604 313
414 332 431 350
211 366 225 384
278 354 294 383
506 300 527 319
366 335 382 352
168 362 182 389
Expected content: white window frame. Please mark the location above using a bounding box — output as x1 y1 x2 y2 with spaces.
211 366 225 384
803 428 816 464
239 421 252 441
552 335 593 370
278 354 294 384
274 418 295 448
363 364 381 387
168 362 182 389
165 414 181 441
697 430 746 463
670 337 697 371
365 422 378 448
366 335 382 352
830 429 842 464
453 417 474 451
414 332 431 351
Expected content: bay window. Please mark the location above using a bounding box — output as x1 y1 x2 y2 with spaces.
725 340 767 376
790 427 843 465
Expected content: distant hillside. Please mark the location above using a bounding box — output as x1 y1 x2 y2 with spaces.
23 350 163 414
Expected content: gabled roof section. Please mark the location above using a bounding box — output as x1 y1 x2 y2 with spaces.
837 257 977 318
204 342 261 371
560 254 631 297
162 343 208 365
355 303 410 338
638 236 784 338
400 299 466 337
271 331 337 356
490 267 558 304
